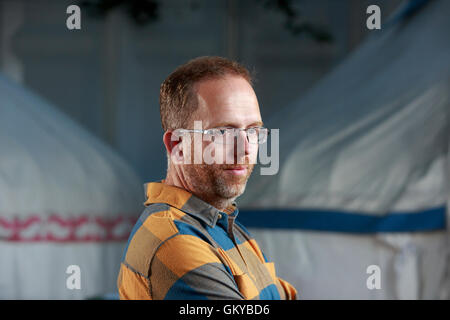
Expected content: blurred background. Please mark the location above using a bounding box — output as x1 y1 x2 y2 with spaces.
0 0 448 299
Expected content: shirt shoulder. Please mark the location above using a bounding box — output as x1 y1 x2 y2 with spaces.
121 204 177 276
121 203 220 277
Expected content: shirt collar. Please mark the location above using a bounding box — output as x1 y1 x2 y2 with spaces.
143 181 238 228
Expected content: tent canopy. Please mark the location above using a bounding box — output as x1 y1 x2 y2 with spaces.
0 73 143 298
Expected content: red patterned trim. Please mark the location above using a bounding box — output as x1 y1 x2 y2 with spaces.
0 214 138 242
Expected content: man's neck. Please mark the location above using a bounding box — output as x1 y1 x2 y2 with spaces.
164 171 234 212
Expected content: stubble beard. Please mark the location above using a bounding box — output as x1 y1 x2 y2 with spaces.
184 163 255 209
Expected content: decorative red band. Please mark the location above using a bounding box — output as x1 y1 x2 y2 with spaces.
0 214 139 242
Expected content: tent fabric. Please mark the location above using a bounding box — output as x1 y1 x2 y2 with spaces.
0 73 143 298
240 0 449 214
238 0 450 299
0 242 127 299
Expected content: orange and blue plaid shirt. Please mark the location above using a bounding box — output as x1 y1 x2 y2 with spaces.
117 181 297 300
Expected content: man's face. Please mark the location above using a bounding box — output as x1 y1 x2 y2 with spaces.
180 75 262 202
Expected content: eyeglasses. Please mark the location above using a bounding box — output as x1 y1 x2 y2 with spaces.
176 127 270 144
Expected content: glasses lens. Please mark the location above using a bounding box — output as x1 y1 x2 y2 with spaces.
247 128 258 144
210 128 234 144
209 127 269 144
258 128 269 144
247 128 268 144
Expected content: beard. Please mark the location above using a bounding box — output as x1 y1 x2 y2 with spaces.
184 162 255 202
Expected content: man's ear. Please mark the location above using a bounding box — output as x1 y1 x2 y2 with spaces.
163 130 183 163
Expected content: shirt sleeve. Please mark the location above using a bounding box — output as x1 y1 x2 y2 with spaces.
149 234 245 300
255 239 298 300
276 277 298 300
117 262 152 300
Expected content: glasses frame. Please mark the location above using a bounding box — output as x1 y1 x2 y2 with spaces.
175 126 270 144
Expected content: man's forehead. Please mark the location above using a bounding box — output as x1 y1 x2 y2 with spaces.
194 100 262 128
194 75 256 102
193 77 261 128
209 119 264 128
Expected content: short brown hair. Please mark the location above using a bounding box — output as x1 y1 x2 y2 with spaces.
159 56 253 131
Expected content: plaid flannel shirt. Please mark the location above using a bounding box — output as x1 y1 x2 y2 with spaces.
117 181 297 300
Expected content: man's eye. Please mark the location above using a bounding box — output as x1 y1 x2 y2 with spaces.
215 128 235 135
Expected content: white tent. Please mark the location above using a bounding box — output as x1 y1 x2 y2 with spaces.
0 73 143 299
239 0 450 299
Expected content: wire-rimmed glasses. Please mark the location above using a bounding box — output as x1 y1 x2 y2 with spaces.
176 127 270 144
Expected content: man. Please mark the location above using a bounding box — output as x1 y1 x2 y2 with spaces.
117 56 297 300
